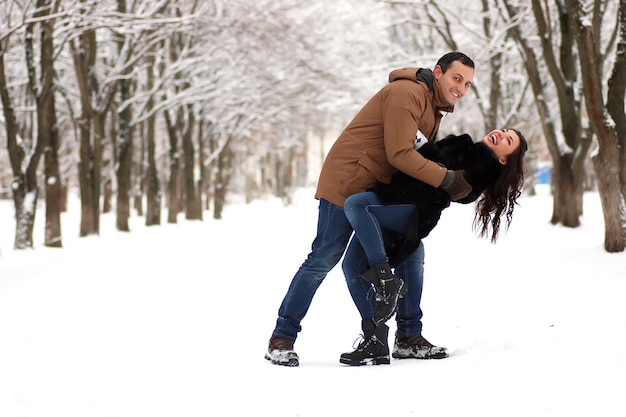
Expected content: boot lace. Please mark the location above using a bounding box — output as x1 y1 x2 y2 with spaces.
366 283 392 304
351 334 367 350
351 333 382 351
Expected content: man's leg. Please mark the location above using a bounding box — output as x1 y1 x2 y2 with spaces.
340 202 417 366
341 240 390 366
393 243 448 359
342 238 375 320
395 244 425 336
266 199 353 366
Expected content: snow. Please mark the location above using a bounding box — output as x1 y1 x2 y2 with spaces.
0 185 625 417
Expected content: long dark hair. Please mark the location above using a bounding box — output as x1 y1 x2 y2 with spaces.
473 129 528 243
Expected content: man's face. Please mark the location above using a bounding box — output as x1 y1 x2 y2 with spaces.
433 61 474 106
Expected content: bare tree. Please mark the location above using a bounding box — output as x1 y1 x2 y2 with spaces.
563 0 625 252
69 0 101 236
609 0 626 201
499 0 594 227
71 14 119 232
35 0 64 248
112 0 174 231
0 24 45 249
162 105 181 223
144 47 161 226
114 0 134 231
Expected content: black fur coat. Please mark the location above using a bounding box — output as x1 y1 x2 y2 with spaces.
371 134 502 267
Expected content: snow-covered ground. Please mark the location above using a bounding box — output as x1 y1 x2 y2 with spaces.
1 185 624 416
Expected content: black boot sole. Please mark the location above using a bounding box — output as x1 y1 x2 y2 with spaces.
339 355 391 366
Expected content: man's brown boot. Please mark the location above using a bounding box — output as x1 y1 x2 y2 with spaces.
392 334 448 359
264 335 299 366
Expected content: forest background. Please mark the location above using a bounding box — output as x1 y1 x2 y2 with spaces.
0 0 625 253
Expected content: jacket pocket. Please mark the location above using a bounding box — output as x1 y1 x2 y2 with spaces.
358 153 393 184
338 153 392 197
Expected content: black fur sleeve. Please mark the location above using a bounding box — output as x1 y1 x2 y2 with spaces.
370 133 502 267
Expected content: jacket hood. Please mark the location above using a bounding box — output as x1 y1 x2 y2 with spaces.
388 67 455 113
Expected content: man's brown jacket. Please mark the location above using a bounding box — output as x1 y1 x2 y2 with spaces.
315 67 455 207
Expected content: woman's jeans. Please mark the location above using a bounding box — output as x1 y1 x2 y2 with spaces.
343 191 416 266
342 192 425 337
272 198 425 342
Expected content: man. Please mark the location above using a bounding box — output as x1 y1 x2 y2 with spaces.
265 52 475 366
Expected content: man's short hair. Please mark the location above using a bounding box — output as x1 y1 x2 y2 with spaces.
436 52 475 73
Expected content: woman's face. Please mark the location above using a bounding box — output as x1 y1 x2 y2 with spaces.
481 129 521 165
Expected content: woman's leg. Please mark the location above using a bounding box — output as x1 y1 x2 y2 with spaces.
395 242 425 337
343 191 415 267
341 236 391 366
344 191 416 324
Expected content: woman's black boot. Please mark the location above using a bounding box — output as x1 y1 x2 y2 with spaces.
361 263 407 324
339 320 390 366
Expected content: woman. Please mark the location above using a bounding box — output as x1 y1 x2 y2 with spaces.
339 128 528 365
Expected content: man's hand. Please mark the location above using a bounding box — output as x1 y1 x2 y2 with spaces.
440 170 471 201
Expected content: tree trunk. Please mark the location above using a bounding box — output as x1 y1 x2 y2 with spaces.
204 122 216 211
550 160 583 227
276 149 295 205
103 179 113 214
116 75 133 232
503 0 589 227
182 104 201 220
70 28 98 237
38 6 62 248
164 108 180 224
134 122 145 217
14 0 60 249
0 36 43 249
114 0 132 232
42 87 62 247
592 149 625 252
606 0 626 200
77 111 96 235
145 53 161 226
213 141 232 220
481 0 499 130
564 0 626 252
94 113 108 218
145 145 160 225
197 112 206 217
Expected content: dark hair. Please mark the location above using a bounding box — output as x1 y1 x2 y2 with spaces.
436 52 475 72
473 129 528 243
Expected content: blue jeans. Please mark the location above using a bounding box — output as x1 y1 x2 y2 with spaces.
342 192 425 338
272 199 353 342
272 198 426 342
343 191 416 267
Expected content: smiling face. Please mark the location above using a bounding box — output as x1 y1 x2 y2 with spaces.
481 128 522 165
433 60 474 106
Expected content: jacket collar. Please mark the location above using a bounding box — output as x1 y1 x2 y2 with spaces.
388 67 455 113
416 68 454 113
432 77 455 113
